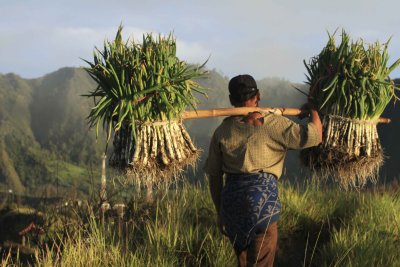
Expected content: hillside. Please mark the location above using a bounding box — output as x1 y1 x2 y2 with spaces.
0 68 105 196
0 68 399 196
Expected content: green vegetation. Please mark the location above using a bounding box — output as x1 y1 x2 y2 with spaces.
83 26 208 182
0 69 104 195
83 26 207 139
1 181 399 266
302 30 400 189
304 30 400 120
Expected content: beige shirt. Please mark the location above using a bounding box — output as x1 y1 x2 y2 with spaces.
203 113 320 179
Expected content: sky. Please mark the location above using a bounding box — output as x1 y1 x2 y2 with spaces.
1 0 400 83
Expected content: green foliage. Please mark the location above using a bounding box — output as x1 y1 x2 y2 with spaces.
83 26 208 142
30 68 105 164
0 69 103 193
2 181 399 266
304 29 400 119
301 29 400 189
318 191 400 266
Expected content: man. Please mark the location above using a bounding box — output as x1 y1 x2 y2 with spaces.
204 74 322 267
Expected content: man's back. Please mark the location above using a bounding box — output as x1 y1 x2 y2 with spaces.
205 113 320 178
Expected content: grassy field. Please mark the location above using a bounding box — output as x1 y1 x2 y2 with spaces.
1 179 399 267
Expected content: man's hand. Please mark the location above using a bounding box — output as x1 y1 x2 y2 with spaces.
298 103 311 119
306 98 323 143
298 98 318 120
243 112 264 126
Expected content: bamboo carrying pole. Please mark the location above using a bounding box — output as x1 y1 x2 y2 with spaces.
182 107 391 124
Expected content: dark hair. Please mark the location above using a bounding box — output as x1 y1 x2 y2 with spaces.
228 74 259 104
230 90 259 103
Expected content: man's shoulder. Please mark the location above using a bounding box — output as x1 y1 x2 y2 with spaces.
219 116 239 127
212 116 237 136
264 113 295 126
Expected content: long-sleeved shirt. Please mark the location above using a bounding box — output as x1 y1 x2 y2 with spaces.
203 113 320 179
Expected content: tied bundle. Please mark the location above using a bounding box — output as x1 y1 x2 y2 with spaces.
83 26 207 184
301 30 400 189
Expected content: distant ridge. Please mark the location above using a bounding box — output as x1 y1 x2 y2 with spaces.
0 68 399 194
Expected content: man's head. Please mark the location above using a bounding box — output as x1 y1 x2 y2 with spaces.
228 74 260 107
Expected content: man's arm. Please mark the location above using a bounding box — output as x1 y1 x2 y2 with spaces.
208 174 227 235
309 107 322 144
299 100 323 144
204 131 224 213
208 174 223 213
204 130 227 235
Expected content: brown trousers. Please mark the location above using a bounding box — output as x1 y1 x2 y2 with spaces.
236 222 278 267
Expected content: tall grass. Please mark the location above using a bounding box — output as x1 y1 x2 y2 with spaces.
319 190 400 266
1 180 399 266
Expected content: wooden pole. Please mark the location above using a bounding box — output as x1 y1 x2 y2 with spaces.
181 107 391 124
99 153 110 221
100 153 107 202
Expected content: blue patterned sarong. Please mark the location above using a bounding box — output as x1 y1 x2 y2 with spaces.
220 172 280 252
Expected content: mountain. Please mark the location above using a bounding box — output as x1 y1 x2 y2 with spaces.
30 68 103 164
0 73 33 195
0 68 105 196
0 68 399 196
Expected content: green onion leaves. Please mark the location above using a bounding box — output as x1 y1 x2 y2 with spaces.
83 25 208 183
302 29 400 189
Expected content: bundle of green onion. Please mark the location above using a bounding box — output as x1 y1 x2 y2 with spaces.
301 30 400 189
83 26 207 183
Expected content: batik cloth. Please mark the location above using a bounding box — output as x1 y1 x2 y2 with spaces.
220 172 280 252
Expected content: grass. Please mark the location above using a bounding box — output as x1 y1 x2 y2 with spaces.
318 191 400 266
1 179 399 267
45 158 100 192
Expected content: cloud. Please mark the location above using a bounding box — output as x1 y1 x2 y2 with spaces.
0 23 213 78
208 39 309 82
0 25 148 77
1 0 400 80
176 40 210 65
